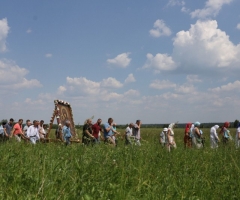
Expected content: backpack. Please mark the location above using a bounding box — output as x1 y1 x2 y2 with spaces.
0 125 4 135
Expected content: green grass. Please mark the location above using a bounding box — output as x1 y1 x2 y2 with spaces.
0 128 239 199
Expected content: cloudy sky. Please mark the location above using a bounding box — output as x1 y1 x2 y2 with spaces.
0 0 240 124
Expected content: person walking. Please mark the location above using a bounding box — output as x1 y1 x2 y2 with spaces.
184 123 192 148
62 121 72 146
132 120 142 146
167 123 177 152
210 125 220 149
27 120 40 144
12 119 24 142
160 128 168 147
236 122 240 148
192 122 203 149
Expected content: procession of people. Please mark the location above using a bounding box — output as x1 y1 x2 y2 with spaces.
1 117 240 150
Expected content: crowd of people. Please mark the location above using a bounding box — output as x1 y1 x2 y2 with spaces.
159 121 240 151
1 118 240 150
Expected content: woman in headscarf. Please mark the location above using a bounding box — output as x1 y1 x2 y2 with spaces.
192 122 203 149
160 128 168 147
236 122 240 148
184 123 192 149
167 123 177 152
210 125 220 149
219 122 231 145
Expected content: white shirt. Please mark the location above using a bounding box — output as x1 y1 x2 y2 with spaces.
210 125 219 140
125 126 132 136
27 125 40 139
236 127 240 140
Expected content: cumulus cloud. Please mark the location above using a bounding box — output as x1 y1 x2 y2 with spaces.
124 74 136 84
175 84 195 94
173 20 240 71
167 0 185 6
0 18 10 52
150 80 176 90
191 0 233 19
45 53 52 58
0 59 42 89
209 80 240 92
186 75 202 83
237 23 240 30
143 53 177 73
101 77 123 88
149 19 172 37
107 52 131 68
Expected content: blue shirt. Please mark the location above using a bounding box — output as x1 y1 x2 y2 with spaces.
63 126 72 138
5 123 13 136
104 122 113 138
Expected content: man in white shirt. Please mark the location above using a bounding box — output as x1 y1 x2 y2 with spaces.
125 123 133 145
27 120 40 144
23 120 32 136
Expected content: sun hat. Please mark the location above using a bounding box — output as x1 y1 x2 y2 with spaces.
163 128 168 132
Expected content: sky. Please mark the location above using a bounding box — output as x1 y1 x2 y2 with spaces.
0 0 240 125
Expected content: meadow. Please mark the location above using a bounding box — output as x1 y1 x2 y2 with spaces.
0 128 240 200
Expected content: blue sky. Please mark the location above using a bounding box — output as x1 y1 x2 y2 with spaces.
0 0 240 124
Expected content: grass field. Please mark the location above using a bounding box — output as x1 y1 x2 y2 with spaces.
0 128 240 199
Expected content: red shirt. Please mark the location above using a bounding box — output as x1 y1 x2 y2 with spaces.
92 123 102 139
13 123 22 135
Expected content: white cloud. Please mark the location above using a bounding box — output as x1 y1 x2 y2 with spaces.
175 84 195 94
124 73 136 83
150 80 176 90
209 80 240 92
143 53 177 73
45 53 52 58
186 75 202 83
101 77 123 88
107 52 131 68
167 0 185 6
191 0 233 19
0 18 10 52
26 28 32 33
181 6 190 13
173 20 240 70
0 59 42 89
237 23 240 30
149 19 172 38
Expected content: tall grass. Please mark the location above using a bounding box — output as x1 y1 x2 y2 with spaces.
0 128 239 199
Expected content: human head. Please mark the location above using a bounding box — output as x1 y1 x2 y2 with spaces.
86 118 92 125
43 124 48 129
113 123 116 127
214 125 219 130
129 123 134 128
26 119 31 126
40 120 44 126
65 120 70 127
194 121 200 127
136 120 141 125
224 122 230 128
18 119 23 125
9 118 14 125
33 120 39 127
97 118 102 125
108 118 113 125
